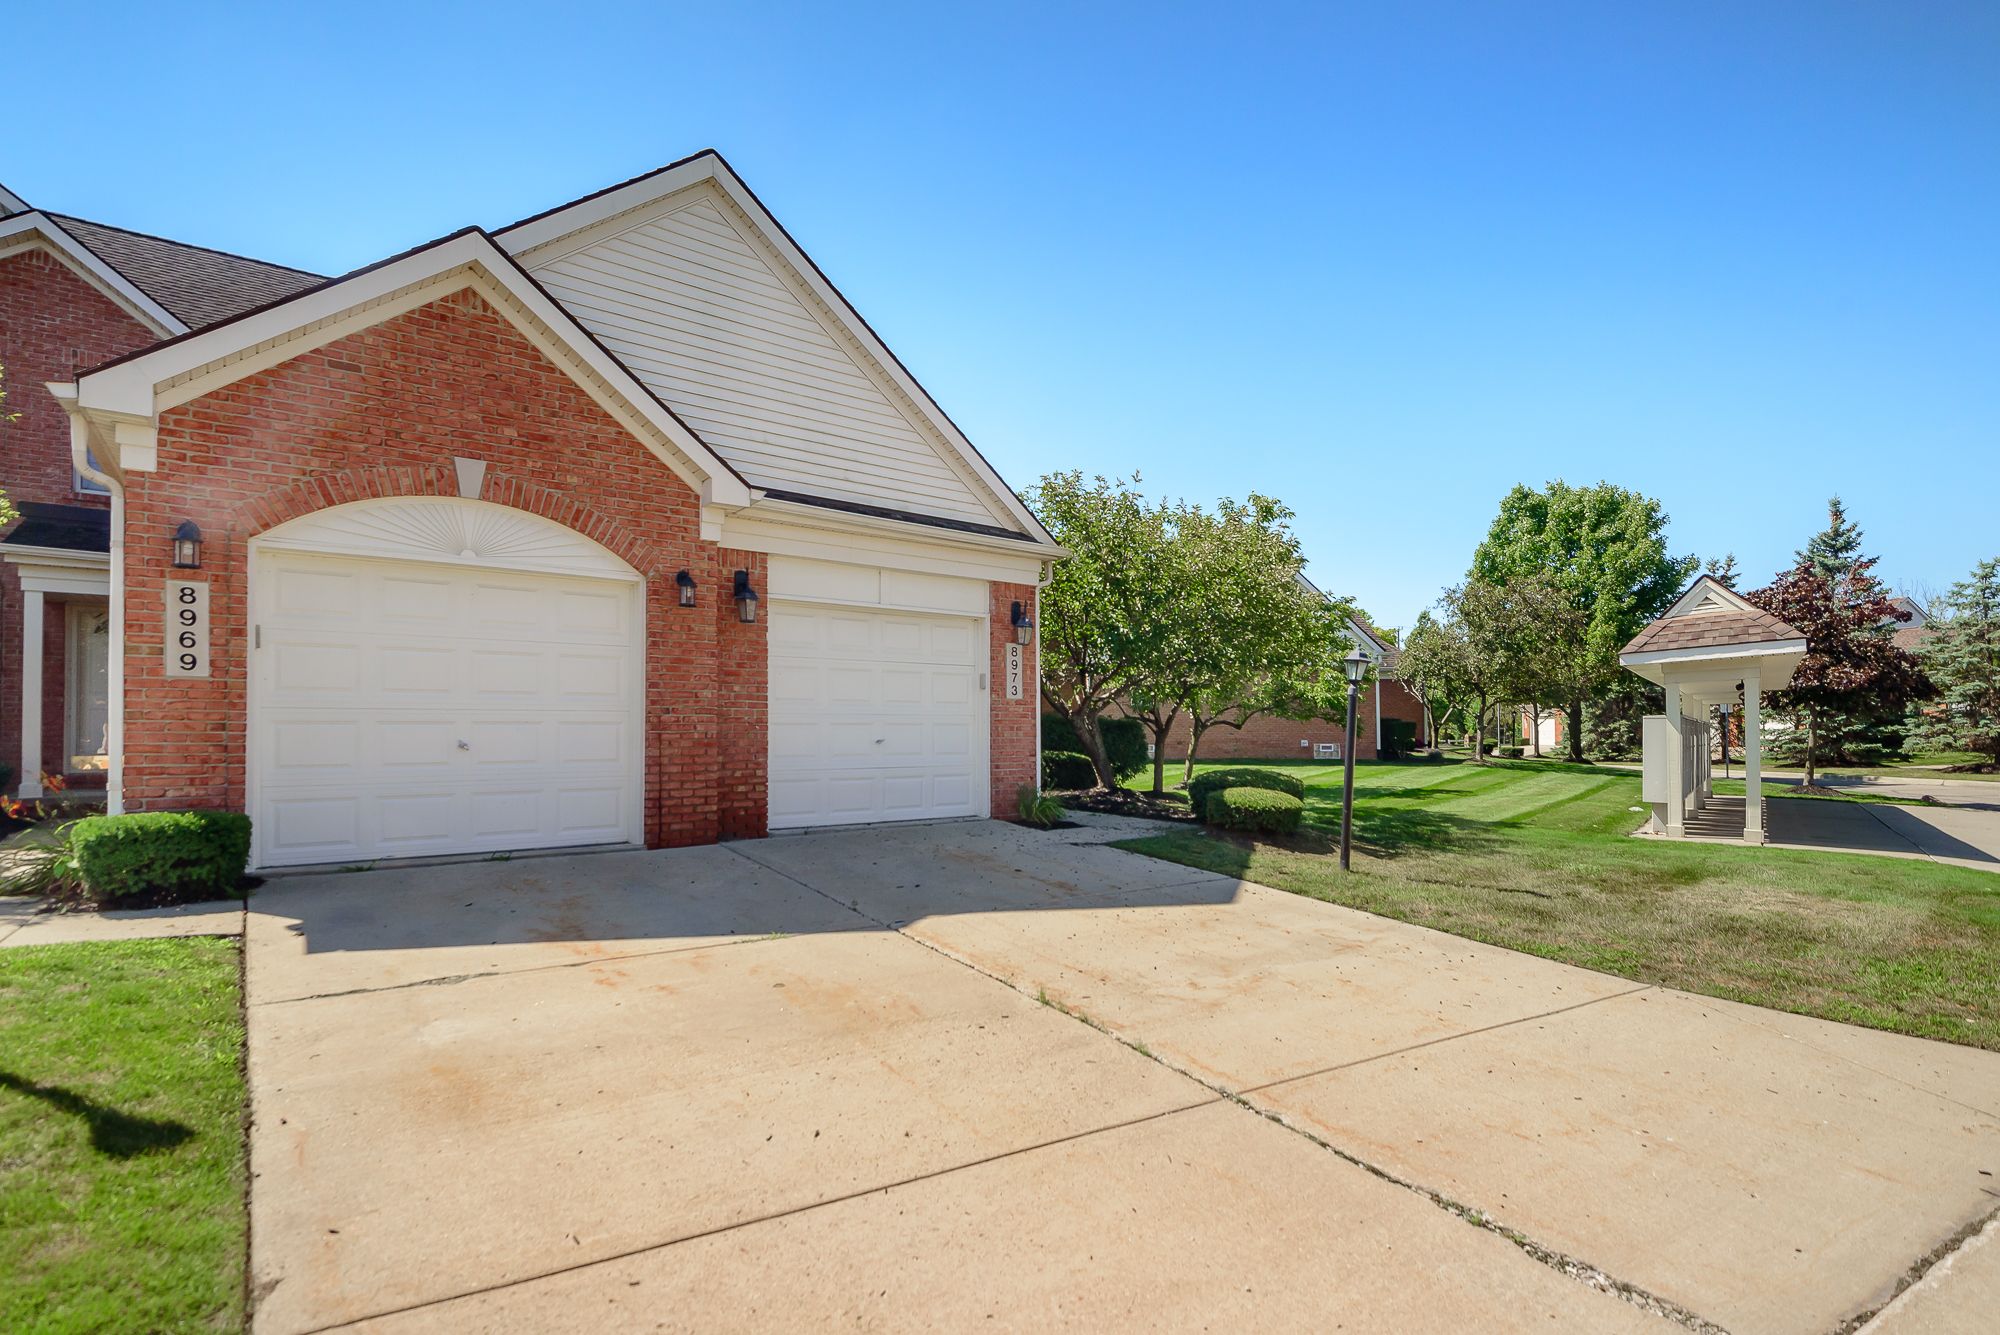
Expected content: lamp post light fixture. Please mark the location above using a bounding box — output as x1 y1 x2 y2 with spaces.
675 569 697 608
1009 600 1034 645
1339 646 1369 871
732 569 759 624
171 520 203 570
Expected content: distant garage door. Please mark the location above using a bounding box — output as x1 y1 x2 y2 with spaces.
768 602 987 828
251 550 642 868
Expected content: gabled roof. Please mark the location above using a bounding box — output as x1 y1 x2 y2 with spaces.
493 150 1056 549
1620 575 1806 657
71 227 752 507
47 213 322 328
0 202 321 334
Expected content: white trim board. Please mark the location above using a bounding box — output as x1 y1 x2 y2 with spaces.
0 215 185 335
71 230 753 508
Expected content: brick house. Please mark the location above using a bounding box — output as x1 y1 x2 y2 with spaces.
1 154 1060 868
1158 618 1429 764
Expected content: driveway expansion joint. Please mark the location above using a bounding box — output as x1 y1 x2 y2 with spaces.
252 930 795 1007
1843 1204 2000 1335
725 841 1728 1333
296 1093 1223 1335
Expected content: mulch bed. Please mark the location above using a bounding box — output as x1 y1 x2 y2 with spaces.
1053 787 1202 825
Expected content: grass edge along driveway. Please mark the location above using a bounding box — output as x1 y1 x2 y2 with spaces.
1116 759 2000 1051
0 937 247 1334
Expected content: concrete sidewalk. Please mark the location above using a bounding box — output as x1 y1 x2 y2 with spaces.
244 824 2000 1333
0 894 243 948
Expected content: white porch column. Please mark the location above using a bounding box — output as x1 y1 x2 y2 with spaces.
18 588 44 798
1743 668 1763 844
1663 680 1684 836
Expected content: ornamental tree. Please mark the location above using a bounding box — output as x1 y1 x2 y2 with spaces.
1470 481 1696 760
1745 557 1930 786
1027 471 1177 789
1165 496 1352 786
1906 558 2000 770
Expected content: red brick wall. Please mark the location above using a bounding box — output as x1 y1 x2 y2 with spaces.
1 248 159 786
989 582 1038 817
120 287 753 846
715 548 768 839
1159 677 1429 764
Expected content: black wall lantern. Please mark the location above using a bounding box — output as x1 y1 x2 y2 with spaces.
1010 600 1035 645
675 569 697 608
171 520 203 570
732 569 759 624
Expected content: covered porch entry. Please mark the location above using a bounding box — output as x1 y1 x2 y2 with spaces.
1618 576 1807 845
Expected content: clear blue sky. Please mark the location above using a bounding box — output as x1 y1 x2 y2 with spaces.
11 2 1996 632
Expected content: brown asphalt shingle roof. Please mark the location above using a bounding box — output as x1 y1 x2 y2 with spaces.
1622 605 1805 655
49 213 322 328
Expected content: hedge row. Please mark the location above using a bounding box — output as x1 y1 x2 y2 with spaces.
71 811 252 903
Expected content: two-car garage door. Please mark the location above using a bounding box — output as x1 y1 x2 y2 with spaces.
767 602 987 829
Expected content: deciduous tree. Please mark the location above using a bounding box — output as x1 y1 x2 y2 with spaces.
1470 481 1696 760
1028 472 1177 789
1745 557 1929 785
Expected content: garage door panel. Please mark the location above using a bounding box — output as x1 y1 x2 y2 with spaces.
380 646 455 696
768 601 985 828
255 551 640 868
272 565 363 620
379 574 453 622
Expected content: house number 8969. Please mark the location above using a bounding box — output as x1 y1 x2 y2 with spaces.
164 580 211 679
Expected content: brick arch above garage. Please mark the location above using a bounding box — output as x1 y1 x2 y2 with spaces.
121 286 755 848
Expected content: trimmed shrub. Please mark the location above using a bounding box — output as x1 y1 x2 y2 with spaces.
1040 750 1097 790
1185 766 1306 816
1498 746 1524 759
70 810 253 904
1204 786 1304 834
1040 714 1147 781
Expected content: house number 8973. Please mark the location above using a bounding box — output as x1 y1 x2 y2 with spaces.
164 580 211 679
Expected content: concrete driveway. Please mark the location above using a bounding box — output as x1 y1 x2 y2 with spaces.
244 822 2000 1333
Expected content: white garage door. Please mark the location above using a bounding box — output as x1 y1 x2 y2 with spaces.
768 602 986 828
251 551 642 868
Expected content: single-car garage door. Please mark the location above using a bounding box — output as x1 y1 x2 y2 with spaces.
251 550 643 868
768 602 986 828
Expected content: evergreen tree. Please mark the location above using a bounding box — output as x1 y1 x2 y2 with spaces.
1906 558 2000 771
1703 553 1740 588
1798 497 1863 581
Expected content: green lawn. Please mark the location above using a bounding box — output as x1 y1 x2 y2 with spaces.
0 938 246 1333
1114 759 2000 1050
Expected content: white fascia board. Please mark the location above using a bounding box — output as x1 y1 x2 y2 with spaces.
496 155 1056 547
1619 638 1807 668
721 498 1059 585
72 230 751 505
1662 574 1760 619
0 213 185 336
1346 617 1390 657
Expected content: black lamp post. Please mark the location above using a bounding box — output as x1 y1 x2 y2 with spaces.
1339 646 1369 871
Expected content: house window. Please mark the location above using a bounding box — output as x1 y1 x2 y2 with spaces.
66 603 111 770
74 446 110 496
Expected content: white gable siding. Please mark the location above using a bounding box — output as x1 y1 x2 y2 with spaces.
529 196 1003 527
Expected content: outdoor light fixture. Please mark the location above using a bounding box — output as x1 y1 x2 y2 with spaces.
732 569 759 624
1338 646 1368 871
171 520 203 570
1010 600 1035 645
676 570 697 608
